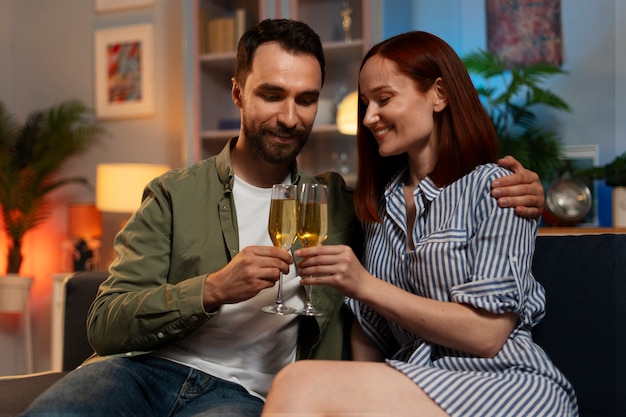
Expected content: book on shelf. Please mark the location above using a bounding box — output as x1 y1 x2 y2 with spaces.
235 8 247 45
198 7 209 54
207 17 235 53
199 8 248 54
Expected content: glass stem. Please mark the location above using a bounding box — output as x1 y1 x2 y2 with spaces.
276 272 285 305
305 284 313 307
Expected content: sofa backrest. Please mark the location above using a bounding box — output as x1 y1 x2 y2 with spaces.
60 237 626 415
532 233 626 417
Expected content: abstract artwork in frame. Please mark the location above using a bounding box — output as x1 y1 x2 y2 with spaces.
486 0 563 67
94 24 155 120
94 0 154 13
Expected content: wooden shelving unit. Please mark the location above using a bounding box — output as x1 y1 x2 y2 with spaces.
183 0 378 177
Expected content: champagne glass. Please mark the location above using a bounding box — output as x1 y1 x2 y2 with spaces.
262 184 299 315
296 183 328 316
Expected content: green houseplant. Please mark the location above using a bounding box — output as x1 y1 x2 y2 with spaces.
462 49 571 182
575 152 626 187
0 100 106 275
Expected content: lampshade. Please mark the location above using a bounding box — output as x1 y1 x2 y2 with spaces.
336 90 359 135
96 163 171 213
68 203 103 238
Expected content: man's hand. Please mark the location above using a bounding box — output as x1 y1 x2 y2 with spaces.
202 246 292 311
492 155 545 219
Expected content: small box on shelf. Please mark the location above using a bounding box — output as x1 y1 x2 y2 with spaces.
218 118 240 130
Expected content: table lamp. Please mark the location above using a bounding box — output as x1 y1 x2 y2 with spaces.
95 163 171 267
96 163 171 213
336 90 358 135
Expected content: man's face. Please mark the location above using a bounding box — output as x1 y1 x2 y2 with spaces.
233 42 322 164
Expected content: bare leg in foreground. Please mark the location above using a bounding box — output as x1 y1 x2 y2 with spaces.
261 360 448 417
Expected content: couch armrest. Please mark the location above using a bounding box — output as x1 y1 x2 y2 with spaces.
0 271 107 417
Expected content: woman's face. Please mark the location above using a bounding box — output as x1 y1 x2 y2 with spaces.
358 55 446 158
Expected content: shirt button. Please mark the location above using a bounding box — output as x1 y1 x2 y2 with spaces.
157 331 165 339
191 315 199 322
511 256 518 263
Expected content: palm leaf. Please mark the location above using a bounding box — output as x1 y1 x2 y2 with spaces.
462 49 571 182
0 100 106 274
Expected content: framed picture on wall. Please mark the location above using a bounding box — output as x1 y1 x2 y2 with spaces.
94 24 155 120
486 0 563 67
94 0 154 13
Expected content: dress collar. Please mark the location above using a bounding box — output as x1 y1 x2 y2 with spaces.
385 168 443 204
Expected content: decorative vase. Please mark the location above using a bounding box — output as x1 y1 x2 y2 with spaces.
0 274 33 312
613 186 626 227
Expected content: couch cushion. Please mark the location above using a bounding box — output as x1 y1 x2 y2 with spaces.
532 234 626 417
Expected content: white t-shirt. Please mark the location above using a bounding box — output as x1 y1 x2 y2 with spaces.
155 175 304 400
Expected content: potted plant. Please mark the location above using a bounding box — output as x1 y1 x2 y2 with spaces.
575 152 626 227
462 49 571 183
0 100 106 277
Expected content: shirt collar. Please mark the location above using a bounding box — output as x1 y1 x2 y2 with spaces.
215 137 301 191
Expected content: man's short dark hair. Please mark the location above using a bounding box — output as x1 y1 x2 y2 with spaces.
234 19 325 87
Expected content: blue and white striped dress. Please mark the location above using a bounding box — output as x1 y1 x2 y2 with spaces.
347 163 578 416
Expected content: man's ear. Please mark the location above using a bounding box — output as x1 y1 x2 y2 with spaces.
433 77 448 112
231 77 243 108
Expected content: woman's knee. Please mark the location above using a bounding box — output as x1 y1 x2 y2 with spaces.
273 360 318 388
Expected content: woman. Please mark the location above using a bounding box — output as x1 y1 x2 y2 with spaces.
261 31 578 416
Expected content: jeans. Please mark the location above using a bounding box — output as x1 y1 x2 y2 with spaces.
22 355 265 417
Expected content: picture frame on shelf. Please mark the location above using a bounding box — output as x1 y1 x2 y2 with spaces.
94 0 154 13
94 24 155 120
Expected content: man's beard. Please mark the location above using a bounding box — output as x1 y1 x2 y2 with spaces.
242 118 310 165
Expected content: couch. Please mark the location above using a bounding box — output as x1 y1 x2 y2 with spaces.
531 233 626 416
0 271 106 416
0 234 624 416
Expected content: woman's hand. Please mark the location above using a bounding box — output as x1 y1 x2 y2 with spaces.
293 244 373 299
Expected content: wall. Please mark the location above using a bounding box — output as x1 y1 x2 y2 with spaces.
385 0 625 165
0 0 184 375
616 0 626 156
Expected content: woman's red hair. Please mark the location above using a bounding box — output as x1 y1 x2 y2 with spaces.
354 31 498 223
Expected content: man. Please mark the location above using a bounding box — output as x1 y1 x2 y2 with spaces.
23 19 543 417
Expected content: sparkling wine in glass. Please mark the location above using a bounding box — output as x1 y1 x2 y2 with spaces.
262 184 298 315
296 183 328 316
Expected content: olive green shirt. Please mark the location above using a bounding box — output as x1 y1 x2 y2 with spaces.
85 138 361 365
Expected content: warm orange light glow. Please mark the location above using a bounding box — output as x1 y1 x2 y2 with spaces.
68 203 102 239
1 203 69 373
